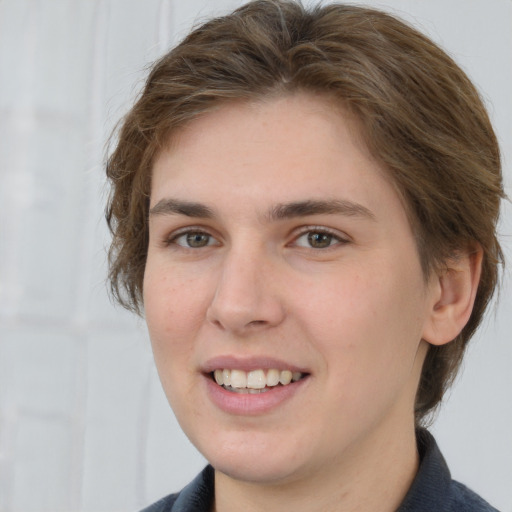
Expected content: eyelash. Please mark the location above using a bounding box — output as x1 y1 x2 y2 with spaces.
164 227 218 249
291 226 349 250
163 226 349 250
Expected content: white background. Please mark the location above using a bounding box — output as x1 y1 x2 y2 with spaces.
0 1 510 511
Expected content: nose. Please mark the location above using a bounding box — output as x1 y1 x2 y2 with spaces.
206 246 285 335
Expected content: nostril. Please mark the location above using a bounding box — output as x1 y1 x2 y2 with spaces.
248 320 266 327
205 280 286 332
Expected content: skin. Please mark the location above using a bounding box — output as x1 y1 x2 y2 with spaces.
143 93 480 512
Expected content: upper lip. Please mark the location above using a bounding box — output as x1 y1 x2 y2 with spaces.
202 355 308 374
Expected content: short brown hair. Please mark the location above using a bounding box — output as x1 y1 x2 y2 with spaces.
105 0 504 423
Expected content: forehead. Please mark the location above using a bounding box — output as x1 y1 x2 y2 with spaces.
151 93 391 200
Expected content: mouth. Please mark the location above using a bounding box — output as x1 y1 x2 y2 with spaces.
211 368 307 394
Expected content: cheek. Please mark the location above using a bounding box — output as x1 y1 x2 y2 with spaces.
143 265 210 418
292 258 427 373
143 264 209 362
296 264 427 429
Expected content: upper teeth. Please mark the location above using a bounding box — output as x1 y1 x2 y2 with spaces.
214 369 303 389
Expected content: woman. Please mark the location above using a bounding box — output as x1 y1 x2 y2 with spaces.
106 1 504 510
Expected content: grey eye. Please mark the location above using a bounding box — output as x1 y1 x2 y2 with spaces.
187 233 211 247
174 232 215 248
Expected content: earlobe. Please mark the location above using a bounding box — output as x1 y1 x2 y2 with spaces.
422 246 483 346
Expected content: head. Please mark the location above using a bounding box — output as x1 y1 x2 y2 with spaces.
106 0 503 426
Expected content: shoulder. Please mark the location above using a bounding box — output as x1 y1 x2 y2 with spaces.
139 492 179 512
139 465 214 512
448 480 500 512
398 429 500 512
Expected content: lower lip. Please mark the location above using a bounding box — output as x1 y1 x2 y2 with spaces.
204 374 308 415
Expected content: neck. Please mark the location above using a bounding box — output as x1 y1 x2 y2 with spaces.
213 419 419 512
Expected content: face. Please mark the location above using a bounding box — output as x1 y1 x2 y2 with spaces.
144 94 438 486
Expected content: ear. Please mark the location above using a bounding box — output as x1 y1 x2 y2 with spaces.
422 246 483 346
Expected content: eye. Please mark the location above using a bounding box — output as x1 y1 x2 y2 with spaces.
171 230 218 248
293 229 347 249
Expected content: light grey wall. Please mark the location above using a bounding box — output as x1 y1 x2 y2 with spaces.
0 1 510 511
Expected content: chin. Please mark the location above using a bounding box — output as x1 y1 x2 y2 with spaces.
195 433 310 485
212 455 302 485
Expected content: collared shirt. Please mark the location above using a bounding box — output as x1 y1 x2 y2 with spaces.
141 430 499 512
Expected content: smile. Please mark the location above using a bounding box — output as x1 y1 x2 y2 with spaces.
213 369 304 393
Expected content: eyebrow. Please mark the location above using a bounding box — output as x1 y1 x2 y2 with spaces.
149 199 215 218
149 198 376 222
268 199 376 222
